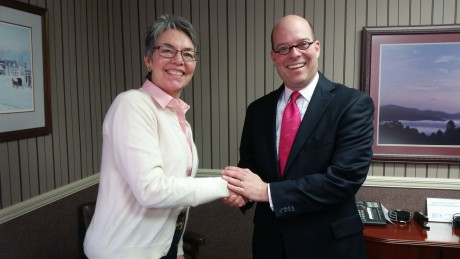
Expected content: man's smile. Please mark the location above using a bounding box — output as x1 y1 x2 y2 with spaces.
287 63 306 69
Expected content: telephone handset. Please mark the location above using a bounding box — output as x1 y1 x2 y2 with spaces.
356 200 387 226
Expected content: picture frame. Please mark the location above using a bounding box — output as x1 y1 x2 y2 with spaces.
0 0 51 142
361 25 460 164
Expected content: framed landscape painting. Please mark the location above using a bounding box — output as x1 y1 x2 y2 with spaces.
361 25 460 164
0 0 51 142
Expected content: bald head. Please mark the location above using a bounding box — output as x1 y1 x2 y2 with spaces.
271 15 315 51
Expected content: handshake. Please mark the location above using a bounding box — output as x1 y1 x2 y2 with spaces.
220 166 269 208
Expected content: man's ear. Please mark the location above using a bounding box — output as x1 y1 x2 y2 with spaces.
315 41 321 58
270 50 276 62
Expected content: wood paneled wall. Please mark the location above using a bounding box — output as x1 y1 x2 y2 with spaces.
1 0 459 209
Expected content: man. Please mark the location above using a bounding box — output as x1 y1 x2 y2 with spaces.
222 15 374 259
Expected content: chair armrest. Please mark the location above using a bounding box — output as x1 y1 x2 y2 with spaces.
184 230 206 246
183 230 206 259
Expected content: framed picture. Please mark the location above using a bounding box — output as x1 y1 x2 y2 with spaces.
0 0 51 142
361 25 460 164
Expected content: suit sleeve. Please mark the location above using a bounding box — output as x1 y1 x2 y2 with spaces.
237 102 259 213
270 92 374 218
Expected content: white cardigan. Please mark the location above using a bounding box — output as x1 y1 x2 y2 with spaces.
84 82 229 259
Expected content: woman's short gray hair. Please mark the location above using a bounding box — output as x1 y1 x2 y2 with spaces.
144 14 199 58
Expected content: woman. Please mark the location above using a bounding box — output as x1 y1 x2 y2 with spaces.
84 14 243 259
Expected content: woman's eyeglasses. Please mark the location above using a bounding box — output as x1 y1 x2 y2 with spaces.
155 45 197 62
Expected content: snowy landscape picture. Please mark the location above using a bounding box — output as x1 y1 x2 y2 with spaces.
1 1 51 142
0 21 34 114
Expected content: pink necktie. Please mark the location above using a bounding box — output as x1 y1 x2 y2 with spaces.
279 91 301 175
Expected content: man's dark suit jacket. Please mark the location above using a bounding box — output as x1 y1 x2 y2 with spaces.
238 73 374 259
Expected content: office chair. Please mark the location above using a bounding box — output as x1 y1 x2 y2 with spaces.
78 202 206 259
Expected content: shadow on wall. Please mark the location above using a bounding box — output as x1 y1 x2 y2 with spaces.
186 200 254 259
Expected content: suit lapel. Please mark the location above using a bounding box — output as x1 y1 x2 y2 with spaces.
268 87 284 178
283 74 335 176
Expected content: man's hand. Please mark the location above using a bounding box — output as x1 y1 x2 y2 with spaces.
222 166 269 202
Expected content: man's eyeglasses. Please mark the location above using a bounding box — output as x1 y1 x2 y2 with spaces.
274 40 315 55
155 45 198 62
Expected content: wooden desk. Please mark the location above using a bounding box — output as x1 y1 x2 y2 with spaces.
364 221 460 259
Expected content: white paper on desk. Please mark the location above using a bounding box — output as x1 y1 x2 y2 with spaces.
427 198 460 222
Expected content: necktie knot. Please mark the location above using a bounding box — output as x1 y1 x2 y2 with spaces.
290 91 301 103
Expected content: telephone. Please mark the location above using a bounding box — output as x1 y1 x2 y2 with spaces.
356 200 387 226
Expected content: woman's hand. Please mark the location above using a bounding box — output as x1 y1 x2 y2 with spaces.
222 192 248 207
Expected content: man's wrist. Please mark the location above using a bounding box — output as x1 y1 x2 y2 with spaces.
263 183 269 202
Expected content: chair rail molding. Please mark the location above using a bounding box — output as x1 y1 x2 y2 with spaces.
0 174 100 224
2 170 459 224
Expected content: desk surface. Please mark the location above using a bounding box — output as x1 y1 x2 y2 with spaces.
364 221 460 248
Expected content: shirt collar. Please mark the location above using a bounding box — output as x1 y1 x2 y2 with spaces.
142 80 190 113
283 72 319 103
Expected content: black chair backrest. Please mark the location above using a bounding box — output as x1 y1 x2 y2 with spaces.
79 202 96 259
80 202 96 230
